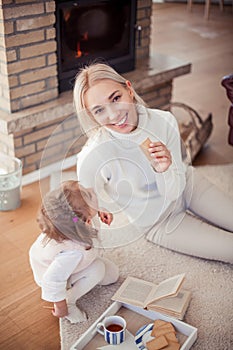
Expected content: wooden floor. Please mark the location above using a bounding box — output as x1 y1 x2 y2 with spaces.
0 4 232 350
152 3 233 166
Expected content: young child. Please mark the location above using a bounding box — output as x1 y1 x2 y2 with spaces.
73 62 233 263
29 180 119 323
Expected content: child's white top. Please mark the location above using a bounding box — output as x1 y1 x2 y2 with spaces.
29 233 97 302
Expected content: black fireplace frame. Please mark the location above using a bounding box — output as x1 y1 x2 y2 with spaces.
55 0 137 93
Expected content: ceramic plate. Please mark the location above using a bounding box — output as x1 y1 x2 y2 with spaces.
134 323 155 349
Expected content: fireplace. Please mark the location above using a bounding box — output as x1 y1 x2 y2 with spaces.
0 0 191 177
56 0 137 92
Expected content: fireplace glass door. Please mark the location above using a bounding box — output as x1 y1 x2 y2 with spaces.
56 0 137 92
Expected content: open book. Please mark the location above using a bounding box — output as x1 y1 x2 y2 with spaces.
112 274 191 320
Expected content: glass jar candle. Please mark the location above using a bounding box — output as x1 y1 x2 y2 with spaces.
0 153 22 211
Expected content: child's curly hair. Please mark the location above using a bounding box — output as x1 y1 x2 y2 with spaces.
37 181 98 246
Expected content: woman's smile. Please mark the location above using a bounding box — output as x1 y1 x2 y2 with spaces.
113 114 128 127
84 79 138 133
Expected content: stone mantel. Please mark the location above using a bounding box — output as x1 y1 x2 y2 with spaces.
1 53 191 135
125 53 191 94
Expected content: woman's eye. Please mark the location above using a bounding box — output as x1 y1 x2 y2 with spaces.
113 95 121 102
94 107 104 115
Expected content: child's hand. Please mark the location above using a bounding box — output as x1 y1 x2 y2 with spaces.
52 300 68 318
148 141 172 173
98 211 113 225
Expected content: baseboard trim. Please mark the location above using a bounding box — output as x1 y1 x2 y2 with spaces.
22 155 77 186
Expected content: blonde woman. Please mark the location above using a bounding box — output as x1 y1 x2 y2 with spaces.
73 63 233 263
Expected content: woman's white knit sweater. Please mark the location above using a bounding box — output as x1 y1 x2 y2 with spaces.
77 106 187 231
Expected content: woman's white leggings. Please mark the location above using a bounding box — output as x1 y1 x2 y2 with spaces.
147 166 233 263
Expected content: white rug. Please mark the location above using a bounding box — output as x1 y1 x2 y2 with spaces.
59 164 233 350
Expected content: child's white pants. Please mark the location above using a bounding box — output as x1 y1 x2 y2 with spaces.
67 257 119 304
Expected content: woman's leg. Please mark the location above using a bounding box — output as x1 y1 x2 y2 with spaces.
147 166 233 263
185 166 233 231
153 211 233 263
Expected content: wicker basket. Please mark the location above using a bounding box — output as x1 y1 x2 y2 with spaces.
169 102 213 162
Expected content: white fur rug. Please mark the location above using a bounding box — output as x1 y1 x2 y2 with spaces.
59 164 233 350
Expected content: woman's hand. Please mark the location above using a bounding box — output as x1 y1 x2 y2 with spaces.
148 141 172 173
98 211 113 226
52 300 68 318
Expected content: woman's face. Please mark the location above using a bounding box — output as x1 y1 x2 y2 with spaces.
84 79 138 134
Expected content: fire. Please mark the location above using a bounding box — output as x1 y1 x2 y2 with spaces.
76 42 82 58
76 32 89 58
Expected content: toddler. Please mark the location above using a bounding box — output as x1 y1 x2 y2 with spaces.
29 180 119 323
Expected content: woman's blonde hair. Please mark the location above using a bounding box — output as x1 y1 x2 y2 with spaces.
73 62 146 137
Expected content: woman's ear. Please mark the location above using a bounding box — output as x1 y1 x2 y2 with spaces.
125 80 134 99
126 80 131 88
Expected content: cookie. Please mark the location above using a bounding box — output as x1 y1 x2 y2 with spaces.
146 335 168 350
148 319 181 350
151 323 175 337
153 320 168 328
165 332 179 343
140 137 152 161
164 340 180 350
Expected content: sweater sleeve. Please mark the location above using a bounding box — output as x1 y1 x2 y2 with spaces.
41 250 83 302
77 141 112 209
154 112 186 201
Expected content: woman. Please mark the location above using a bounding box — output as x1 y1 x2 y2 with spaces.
73 63 233 263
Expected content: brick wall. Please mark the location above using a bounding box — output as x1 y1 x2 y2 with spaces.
0 0 151 114
138 81 172 110
136 0 152 60
0 0 58 113
0 1 189 177
14 114 86 174
0 0 156 175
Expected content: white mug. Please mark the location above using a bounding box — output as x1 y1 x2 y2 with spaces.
96 315 126 345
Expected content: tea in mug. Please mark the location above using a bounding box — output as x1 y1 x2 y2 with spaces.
106 324 123 332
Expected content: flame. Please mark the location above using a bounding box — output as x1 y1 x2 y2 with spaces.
64 10 70 22
76 32 89 58
76 42 82 58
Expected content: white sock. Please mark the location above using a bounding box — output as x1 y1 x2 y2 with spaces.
65 303 87 324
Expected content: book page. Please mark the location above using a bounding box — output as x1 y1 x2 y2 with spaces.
148 290 191 313
112 277 155 307
145 274 185 305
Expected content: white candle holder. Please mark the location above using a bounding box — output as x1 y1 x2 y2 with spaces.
0 153 22 211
